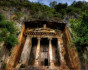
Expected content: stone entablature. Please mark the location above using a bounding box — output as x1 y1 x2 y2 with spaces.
24 24 62 38
25 32 57 36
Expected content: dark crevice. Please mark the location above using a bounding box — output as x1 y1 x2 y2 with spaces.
24 21 66 30
62 32 73 69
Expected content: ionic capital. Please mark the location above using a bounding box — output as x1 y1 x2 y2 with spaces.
48 37 52 41
37 37 41 40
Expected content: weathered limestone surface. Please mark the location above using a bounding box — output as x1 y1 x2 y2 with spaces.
58 37 66 65
20 36 32 65
63 26 81 69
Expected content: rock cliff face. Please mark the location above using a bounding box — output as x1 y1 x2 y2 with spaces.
63 26 81 69
7 24 26 70
0 7 81 70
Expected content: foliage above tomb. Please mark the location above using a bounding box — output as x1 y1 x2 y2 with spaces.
70 12 88 49
0 0 88 19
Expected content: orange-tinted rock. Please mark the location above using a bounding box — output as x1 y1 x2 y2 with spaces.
7 24 26 70
62 26 81 70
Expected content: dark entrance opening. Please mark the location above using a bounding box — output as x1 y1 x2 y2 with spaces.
44 59 48 66
52 38 60 66
28 37 37 66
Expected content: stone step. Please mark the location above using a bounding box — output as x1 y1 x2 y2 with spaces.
13 66 60 70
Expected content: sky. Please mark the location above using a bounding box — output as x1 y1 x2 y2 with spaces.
29 0 88 6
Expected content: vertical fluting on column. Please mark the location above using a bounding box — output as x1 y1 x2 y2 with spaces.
57 37 66 65
20 36 32 65
35 37 41 66
49 38 54 66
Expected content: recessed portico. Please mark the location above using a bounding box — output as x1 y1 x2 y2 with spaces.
19 24 66 67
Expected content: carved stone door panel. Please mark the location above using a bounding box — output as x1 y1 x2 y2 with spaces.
40 45 49 66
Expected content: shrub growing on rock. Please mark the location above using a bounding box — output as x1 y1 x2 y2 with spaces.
0 14 18 50
5 34 18 50
20 64 26 68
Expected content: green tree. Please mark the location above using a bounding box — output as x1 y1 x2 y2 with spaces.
0 29 8 38
0 20 16 34
55 3 67 12
16 12 23 19
49 1 57 8
0 14 5 21
5 34 18 50
72 1 84 8
69 12 88 51
5 21 16 34
0 14 18 50
69 12 88 63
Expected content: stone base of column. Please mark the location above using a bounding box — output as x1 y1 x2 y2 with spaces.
61 62 66 65
16 62 28 68
21 60 28 65
60 64 69 70
34 60 39 66
60 58 66 65
50 61 54 67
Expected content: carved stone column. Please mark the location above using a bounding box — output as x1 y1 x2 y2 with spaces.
20 36 32 65
57 37 66 65
35 37 41 66
49 38 54 66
